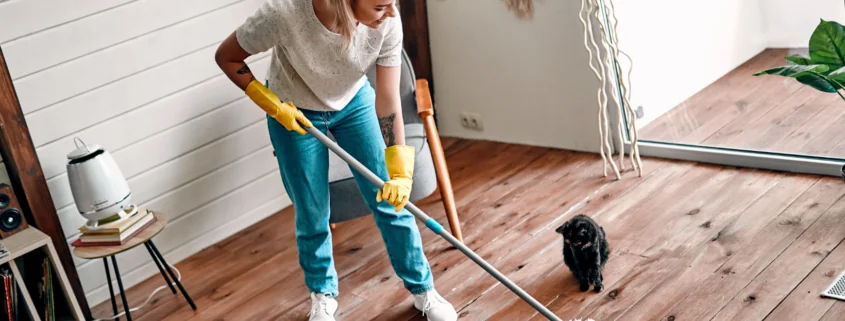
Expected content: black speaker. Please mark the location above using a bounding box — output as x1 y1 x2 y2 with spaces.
0 183 28 238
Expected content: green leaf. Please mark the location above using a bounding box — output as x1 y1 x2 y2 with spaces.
797 72 839 92
813 66 845 91
754 64 840 93
809 19 845 67
826 66 845 83
785 54 813 65
753 64 831 78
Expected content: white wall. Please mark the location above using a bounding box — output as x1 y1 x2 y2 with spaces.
425 0 770 148
0 0 291 307
764 0 845 48
611 0 769 129
426 0 845 141
426 0 602 153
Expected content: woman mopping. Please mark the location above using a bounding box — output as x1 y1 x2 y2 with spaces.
214 0 458 320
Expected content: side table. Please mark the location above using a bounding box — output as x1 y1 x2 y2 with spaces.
73 211 196 320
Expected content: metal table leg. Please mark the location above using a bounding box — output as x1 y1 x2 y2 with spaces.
144 242 176 294
103 258 119 320
146 241 196 310
110 256 132 321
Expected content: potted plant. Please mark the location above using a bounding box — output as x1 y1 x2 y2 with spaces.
755 19 845 101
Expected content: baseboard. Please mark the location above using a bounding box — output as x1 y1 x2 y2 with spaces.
83 195 292 307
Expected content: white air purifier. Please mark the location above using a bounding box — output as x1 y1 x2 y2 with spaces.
66 138 136 231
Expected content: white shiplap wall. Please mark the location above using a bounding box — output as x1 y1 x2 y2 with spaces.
0 0 292 306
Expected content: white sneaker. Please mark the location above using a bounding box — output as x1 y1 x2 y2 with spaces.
308 292 338 321
413 289 458 321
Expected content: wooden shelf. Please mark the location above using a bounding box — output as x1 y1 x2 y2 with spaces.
1 228 50 265
0 227 85 321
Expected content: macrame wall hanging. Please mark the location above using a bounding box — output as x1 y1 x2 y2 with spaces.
578 0 643 179
504 0 533 19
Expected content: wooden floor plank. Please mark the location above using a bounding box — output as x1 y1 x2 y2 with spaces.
178 214 375 321
567 170 784 320
90 206 300 320
490 251 645 321
820 301 845 321
709 192 845 321
775 100 845 156
93 138 845 321
738 90 837 151
350 153 634 321
613 174 818 321
612 167 775 257
392 160 683 321
801 109 845 157
764 238 845 321
456 163 705 320
700 85 810 148
661 177 845 321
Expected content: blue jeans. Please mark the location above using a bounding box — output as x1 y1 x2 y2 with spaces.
266 80 434 297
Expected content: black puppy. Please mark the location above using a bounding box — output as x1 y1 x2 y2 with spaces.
555 214 609 292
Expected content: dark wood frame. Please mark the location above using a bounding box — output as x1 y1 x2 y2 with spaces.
399 0 434 99
0 48 92 319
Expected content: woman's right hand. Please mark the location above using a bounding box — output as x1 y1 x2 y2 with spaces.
215 32 311 134
214 32 312 135
245 79 312 135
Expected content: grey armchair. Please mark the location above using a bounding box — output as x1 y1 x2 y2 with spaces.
274 49 463 241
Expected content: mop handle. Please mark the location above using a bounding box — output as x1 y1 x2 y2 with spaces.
305 126 562 321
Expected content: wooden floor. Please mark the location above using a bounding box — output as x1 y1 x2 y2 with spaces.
641 48 845 158
91 138 845 321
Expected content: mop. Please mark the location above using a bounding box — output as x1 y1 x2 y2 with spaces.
304 126 563 321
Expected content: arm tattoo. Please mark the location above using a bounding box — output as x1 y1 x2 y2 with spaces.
379 113 396 147
237 64 251 74
237 63 256 82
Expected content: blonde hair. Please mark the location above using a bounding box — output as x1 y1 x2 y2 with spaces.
325 0 357 50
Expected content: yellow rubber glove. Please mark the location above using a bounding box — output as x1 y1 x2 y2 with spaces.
245 79 312 135
378 145 415 212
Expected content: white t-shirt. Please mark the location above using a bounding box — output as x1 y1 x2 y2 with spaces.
236 0 403 111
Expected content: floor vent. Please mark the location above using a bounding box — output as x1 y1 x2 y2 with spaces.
822 269 845 300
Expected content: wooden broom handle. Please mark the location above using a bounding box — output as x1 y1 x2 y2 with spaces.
415 79 463 242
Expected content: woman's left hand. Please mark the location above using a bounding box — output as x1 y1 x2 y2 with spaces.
378 145 415 212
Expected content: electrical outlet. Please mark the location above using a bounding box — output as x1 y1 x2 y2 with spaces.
460 112 483 131
460 114 471 128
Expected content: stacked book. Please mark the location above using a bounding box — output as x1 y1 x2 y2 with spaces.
72 208 156 247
